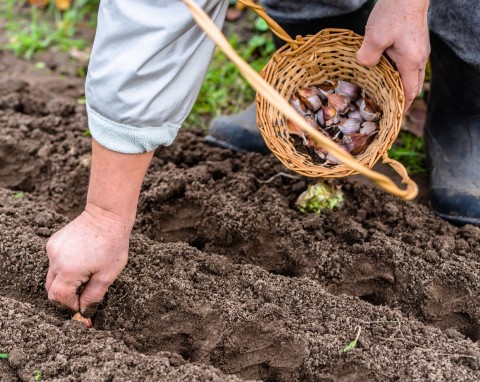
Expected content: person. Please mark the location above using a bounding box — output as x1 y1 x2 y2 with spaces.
45 0 476 317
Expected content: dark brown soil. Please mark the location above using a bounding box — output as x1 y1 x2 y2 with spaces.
0 50 479 382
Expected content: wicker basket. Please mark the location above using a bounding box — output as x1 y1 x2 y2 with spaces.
184 0 418 200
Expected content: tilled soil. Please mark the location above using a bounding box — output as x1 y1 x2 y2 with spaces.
0 50 479 381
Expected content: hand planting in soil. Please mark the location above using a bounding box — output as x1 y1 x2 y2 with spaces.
288 80 381 165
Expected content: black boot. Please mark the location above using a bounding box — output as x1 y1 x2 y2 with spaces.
424 33 480 226
206 1 374 154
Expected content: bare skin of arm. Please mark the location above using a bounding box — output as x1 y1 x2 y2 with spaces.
45 139 154 314
357 0 431 111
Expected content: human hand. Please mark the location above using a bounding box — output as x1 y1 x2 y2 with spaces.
45 204 130 315
356 0 430 111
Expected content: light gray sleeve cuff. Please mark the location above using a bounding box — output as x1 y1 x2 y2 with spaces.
87 103 181 154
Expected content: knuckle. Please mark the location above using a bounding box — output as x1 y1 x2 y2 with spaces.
365 32 389 50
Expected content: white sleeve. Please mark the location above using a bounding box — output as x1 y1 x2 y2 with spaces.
85 0 228 153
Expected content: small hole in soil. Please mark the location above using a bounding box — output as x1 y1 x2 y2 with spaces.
463 325 480 343
269 268 299 278
359 292 387 306
454 313 480 342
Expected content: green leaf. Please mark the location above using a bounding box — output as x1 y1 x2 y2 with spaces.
342 339 358 353
14 192 24 198
254 17 269 32
0 353 9 359
83 130 91 137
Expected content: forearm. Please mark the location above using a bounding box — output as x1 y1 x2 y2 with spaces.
86 139 154 233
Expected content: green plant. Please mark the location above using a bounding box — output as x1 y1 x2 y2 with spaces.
0 353 9 359
34 370 42 381
296 182 344 215
388 131 428 174
14 192 25 198
342 326 361 353
3 0 99 59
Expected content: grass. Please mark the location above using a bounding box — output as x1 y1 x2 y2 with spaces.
388 131 428 174
2 0 99 60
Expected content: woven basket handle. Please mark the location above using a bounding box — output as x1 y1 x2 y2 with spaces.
236 0 300 48
183 0 418 201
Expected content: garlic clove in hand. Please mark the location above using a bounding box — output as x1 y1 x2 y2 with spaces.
73 312 93 329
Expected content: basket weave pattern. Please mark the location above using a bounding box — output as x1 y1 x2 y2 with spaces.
257 29 404 178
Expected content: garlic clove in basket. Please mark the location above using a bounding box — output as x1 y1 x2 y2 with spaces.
323 106 340 126
298 87 323 111
316 81 336 102
359 98 381 122
338 118 361 134
327 93 350 114
287 120 305 137
359 121 379 135
316 109 325 127
347 109 362 122
290 95 310 116
344 131 378 156
305 114 320 129
317 80 336 93
335 80 361 101
315 147 328 161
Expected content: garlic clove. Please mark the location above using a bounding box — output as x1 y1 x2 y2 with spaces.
305 115 320 129
347 109 362 121
338 118 361 134
326 93 350 114
359 121 379 135
287 120 305 136
344 131 377 156
322 106 340 126
316 109 325 127
298 87 323 111
73 312 93 329
359 98 381 122
290 94 310 116
325 153 341 165
317 80 336 93
335 80 361 101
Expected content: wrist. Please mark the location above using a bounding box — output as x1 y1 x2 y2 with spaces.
81 202 134 240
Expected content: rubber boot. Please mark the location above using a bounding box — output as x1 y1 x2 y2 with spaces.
205 103 269 154
424 33 480 226
206 1 375 154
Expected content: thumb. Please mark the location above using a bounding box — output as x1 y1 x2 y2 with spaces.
356 30 387 67
79 274 112 316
